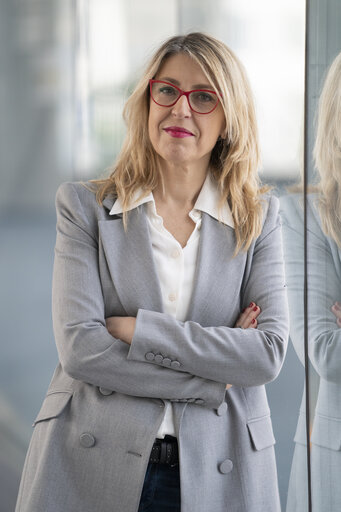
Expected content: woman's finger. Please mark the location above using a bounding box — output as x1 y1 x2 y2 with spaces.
235 302 260 329
243 305 260 327
234 302 257 325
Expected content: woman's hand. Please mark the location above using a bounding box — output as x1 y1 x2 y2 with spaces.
331 301 341 327
234 302 261 329
105 316 136 345
225 302 261 389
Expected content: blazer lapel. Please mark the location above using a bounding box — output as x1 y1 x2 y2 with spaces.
100 195 244 324
99 201 164 316
186 213 245 325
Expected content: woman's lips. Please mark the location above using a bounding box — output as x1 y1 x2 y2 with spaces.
163 126 194 138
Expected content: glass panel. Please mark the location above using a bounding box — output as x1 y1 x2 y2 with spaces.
281 0 341 511
307 1 341 510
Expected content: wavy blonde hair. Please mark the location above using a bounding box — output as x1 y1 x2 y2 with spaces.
314 52 341 246
88 32 268 253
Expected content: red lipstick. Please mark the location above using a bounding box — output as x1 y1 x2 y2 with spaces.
163 126 194 138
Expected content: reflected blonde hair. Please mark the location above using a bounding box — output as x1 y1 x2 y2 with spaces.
89 32 268 253
314 52 341 246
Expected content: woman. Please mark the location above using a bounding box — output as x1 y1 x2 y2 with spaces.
15 33 289 512
281 52 341 511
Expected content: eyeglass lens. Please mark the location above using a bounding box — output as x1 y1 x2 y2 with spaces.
151 82 218 113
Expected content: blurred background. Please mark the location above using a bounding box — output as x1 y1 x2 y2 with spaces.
0 1 339 510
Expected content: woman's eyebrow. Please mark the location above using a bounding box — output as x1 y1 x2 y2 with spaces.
159 76 213 90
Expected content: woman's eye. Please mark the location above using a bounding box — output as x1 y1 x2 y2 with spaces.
197 92 215 103
159 86 176 95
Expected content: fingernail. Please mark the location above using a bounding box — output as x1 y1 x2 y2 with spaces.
249 302 254 308
253 306 258 311
251 319 256 324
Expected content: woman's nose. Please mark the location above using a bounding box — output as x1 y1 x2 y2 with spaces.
171 95 192 117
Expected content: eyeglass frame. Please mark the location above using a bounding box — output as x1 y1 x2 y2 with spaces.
149 79 220 115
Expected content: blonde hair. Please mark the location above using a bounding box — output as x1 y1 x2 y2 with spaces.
89 32 268 253
314 52 341 246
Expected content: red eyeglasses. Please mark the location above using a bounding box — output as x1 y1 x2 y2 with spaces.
149 79 220 114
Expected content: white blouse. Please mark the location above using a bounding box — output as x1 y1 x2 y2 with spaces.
110 172 234 438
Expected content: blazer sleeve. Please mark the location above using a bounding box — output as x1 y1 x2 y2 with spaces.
281 194 341 383
128 195 289 387
52 182 227 409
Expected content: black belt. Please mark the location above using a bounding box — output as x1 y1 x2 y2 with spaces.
149 435 179 466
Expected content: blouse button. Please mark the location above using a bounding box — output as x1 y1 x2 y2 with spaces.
191 211 201 220
171 248 181 258
168 293 177 302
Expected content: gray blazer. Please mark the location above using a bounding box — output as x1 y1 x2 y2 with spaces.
16 182 289 512
280 193 341 512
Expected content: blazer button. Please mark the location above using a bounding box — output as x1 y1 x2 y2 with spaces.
216 402 228 416
80 433 96 448
99 387 113 396
219 459 233 474
145 352 155 361
194 399 204 405
170 360 180 369
162 358 172 367
154 354 164 363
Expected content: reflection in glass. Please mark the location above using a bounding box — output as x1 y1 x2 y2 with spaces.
281 52 341 512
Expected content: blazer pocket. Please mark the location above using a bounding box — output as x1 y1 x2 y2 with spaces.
33 391 73 426
247 415 276 451
311 414 341 451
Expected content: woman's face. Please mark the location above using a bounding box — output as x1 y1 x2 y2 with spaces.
148 53 226 170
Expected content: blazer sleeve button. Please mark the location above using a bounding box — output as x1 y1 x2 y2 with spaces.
194 399 205 405
145 352 155 361
162 358 172 367
154 354 164 364
218 459 233 474
170 360 181 369
79 433 96 448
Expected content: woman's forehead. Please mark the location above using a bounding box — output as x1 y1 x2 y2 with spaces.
155 53 213 88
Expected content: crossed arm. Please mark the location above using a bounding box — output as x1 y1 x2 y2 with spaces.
105 303 261 390
105 304 260 346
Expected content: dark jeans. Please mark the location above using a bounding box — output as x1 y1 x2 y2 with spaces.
137 462 181 512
